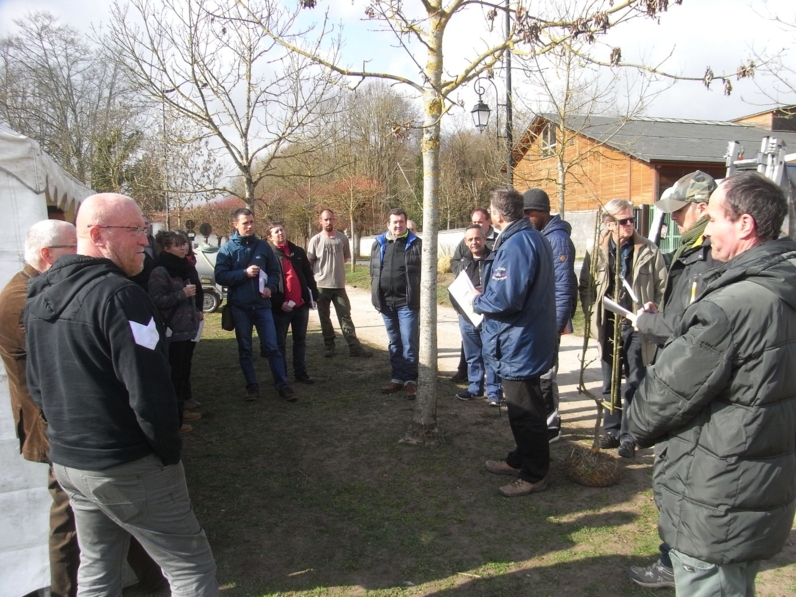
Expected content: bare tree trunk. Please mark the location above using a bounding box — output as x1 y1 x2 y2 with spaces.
401 10 443 445
557 156 566 216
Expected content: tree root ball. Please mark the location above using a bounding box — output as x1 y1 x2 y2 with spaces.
563 445 621 487
399 424 444 446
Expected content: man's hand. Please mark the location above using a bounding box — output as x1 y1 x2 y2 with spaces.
246 265 260 278
281 302 293 312
261 287 271 298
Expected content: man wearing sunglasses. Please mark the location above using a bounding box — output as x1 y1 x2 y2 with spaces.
579 199 666 458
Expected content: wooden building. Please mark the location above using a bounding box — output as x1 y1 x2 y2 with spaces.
512 105 796 214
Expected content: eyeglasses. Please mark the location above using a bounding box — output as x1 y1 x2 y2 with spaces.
89 225 149 235
48 244 77 249
615 217 635 226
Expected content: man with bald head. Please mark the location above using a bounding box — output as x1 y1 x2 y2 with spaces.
25 194 218 596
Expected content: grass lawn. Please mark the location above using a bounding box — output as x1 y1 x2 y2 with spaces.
123 313 796 597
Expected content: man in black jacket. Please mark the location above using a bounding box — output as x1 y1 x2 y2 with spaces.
25 194 218 596
626 170 717 589
628 173 796 596
370 208 422 399
268 221 319 388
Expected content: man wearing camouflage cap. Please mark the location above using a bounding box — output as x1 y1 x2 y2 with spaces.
625 170 719 588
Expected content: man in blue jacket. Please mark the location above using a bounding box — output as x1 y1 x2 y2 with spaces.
474 188 557 497
215 208 293 402
523 189 577 443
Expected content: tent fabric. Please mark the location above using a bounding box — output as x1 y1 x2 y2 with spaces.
0 122 93 596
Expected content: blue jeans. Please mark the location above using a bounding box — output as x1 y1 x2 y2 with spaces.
54 455 217 597
458 315 501 398
380 306 419 383
273 304 310 378
231 306 288 389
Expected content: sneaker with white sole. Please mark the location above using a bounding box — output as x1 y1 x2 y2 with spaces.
626 559 675 589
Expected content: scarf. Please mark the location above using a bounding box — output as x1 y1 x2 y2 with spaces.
157 251 200 289
670 216 708 265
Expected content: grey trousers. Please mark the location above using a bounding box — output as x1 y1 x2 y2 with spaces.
54 454 218 597
670 549 760 597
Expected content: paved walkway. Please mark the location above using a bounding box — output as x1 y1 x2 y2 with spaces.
308 285 605 430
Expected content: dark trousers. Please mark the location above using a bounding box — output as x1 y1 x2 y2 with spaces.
503 378 550 484
48 466 164 596
273 304 310 378
168 340 193 423
316 287 362 349
600 325 645 443
540 337 561 429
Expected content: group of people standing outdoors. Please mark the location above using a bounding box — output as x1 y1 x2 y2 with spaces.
1 168 795 597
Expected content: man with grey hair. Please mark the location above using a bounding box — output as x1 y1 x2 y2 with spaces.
475 188 557 497
579 199 666 458
628 172 796 596
25 194 217 595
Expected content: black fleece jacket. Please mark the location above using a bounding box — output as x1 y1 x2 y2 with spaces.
25 255 182 471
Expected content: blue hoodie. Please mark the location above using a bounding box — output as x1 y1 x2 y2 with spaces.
473 218 557 380
215 232 280 310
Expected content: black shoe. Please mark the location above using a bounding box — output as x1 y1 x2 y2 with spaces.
278 386 297 402
245 386 259 401
295 372 314 384
324 346 335 358
456 390 483 401
618 441 636 458
450 371 468 383
599 435 620 449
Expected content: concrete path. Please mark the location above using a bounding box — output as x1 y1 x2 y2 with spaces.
308 285 605 433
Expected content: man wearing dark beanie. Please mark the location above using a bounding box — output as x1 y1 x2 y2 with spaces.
522 188 577 443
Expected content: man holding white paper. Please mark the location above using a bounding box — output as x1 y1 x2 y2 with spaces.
215 208 293 402
448 225 502 405
578 199 666 458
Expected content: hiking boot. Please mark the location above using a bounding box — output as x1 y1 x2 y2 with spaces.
405 382 417 399
349 345 373 358
278 386 297 402
183 410 201 421
485 460 521 477
456 390 484 401
627 559 675 589
618 441 636 458
499 477 548 497
450 370 468 383
381 382 404 394
295 372 315 384
180 423 193 433
548 428 561 444
599 434 620 449
184 399 201 409
245 386 259 401
324 345 335 358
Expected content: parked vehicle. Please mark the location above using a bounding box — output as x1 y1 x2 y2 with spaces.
194 245 227 312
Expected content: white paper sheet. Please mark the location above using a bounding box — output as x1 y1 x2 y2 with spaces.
448 271 483 327
603 297 634 319
258 270 268 294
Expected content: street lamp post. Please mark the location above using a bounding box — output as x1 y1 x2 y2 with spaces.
471 0 513 188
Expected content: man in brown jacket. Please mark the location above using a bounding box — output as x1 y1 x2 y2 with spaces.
0 219 164 596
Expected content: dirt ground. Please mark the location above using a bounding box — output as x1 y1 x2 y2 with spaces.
127 286 796 596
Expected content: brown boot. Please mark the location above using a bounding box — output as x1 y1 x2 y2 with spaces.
381 382 403 394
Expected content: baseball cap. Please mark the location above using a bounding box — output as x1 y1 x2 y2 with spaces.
655 171 717 213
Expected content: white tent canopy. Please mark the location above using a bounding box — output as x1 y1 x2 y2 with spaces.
0 122 93 596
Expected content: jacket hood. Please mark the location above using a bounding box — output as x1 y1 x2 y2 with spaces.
376 229 419 248
27 255 124 322
702 237 796 310
229 231 260 246
542 214 571 237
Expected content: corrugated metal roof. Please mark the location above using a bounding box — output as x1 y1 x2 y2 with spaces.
539 114 796 164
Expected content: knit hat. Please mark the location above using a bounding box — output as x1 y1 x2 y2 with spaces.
522 188 551 212
655 171 717 213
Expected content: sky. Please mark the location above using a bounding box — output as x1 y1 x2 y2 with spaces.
1 0 794 124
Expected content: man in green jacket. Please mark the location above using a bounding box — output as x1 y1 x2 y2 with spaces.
627 172 796 597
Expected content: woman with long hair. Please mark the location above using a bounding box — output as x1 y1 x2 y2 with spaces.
149 231 203 432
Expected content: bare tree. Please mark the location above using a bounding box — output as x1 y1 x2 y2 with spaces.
105 0 343 210
242 0 698 444
0 12 141 186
